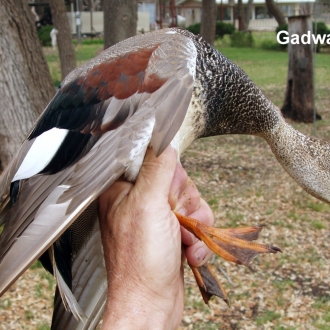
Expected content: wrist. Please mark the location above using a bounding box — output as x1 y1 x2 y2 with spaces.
102 284 182 330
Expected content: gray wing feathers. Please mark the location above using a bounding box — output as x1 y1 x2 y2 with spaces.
0 183 92 295
152 79 194 156
101 93 150 129
50 245 88 323
60 109 157 213
0 139 34 198
52 219 107 330
0 170 72 260
146 35 196 155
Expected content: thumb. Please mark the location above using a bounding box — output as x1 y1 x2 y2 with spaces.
99 147 178 220
134 147 178 201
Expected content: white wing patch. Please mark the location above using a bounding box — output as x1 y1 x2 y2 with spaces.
125 117 156 182
13 128 69 181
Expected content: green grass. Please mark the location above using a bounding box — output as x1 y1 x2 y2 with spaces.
220 47 288 87
217 34 330 108
44 44 103 85
189 323 221 330
25 309 34 320
30 260 44 270
256 310 282 325
272 279 295 292
313 297 330 328
72 38 104 46
0 298 11 309
312 296 330 308
308 201 330 213
75 44 103 62
207 197 218 209
311 220 327 230
225 211 244 226
44 44 102 64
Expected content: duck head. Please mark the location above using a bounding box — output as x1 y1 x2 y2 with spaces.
187 32 330 205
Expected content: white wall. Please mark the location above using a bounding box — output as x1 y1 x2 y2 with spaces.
68 11 150 35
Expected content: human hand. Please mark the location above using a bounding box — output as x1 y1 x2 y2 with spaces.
98 147 214 329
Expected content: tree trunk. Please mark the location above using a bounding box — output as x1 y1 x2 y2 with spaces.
265 0 286 26
0 0 55 169
242 0 253 31
298 3 312 15
281 15 319 123
237 0 244 31
201 0 216 45
49 0 76 81
104 0 139 49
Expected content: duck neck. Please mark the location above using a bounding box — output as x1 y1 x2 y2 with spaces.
195 46 281 138
263 120 330 204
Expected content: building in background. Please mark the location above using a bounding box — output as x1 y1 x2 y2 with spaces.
175 0 328 31
30 0 329 36
65 1 157 36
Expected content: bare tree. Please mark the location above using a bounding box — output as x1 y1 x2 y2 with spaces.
243 0 254 30
281 15 319 122
265 0 286 26
298 2 313 15
49 0 76 80
201 0 216 45
237 0 244 30
237 0 253 31
0 0 55 169
104 0 139 49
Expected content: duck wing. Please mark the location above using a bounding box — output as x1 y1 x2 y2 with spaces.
0 29 196 320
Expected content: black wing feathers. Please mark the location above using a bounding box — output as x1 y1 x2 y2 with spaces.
9 181 20 205
29 78 108 139
39 132 99 175
54 230 73 290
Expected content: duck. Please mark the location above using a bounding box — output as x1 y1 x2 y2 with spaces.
1 27 330 329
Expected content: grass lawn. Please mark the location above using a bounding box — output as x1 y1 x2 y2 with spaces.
43 43 103 86
1 32 330 330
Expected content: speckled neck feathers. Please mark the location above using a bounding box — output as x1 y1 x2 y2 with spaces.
174 29 282 139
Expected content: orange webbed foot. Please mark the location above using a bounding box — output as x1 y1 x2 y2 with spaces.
190 263 230 305
175 212 281 303
175 212 281 266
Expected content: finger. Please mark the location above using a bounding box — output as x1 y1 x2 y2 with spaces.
181 198 215 266
100 147 177 218
134 147 178 202
180 199 214 246
168 163 188 210
180 226 198 245
174 177 201 216
188 198 214 227
185 241 214 267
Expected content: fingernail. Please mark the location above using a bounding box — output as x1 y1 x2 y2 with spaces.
194 247 207 261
